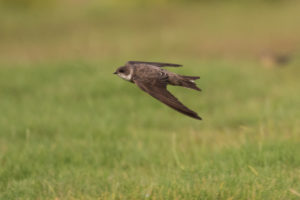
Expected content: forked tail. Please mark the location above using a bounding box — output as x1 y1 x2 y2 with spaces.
178 75 201 91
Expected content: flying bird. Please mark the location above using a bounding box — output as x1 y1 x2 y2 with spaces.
114 61 202 120
259 51 292 68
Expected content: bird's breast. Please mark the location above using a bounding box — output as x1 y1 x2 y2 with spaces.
119 73 132 81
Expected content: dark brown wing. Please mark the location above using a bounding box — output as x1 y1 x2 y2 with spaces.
133 76 201 120
127 61 182 67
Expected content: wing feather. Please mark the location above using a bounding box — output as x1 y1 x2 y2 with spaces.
133 77 201 120
128 61 182 67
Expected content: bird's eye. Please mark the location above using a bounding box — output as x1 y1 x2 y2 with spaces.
119 69 125 73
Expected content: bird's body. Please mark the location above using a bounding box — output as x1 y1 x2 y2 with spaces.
114 61 202 120
260 52 291 68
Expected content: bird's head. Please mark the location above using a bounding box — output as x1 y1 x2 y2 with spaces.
113 66 133 81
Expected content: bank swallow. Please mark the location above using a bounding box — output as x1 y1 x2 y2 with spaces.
114 61 202 120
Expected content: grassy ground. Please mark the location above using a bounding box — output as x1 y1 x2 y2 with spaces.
0 2 300 200
1 2 300 62
0 60 299 199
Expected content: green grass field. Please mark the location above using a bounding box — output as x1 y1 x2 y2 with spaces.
1 60 299 199
0 1 300 199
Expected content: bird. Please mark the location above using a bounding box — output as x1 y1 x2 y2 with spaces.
260 52 291 68
113 61 202 120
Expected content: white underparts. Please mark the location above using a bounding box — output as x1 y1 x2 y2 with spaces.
118 67 133 81
119 73 132 81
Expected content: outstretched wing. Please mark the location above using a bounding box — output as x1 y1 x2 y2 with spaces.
127 61 182 67
133 76 201 120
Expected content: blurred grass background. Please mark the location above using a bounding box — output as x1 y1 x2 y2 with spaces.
1 0 300 63
0 0 300 199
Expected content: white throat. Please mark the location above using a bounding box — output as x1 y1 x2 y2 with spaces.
118 68 133 81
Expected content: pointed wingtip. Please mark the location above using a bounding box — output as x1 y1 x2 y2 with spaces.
195 116 202 120
190 113 202 120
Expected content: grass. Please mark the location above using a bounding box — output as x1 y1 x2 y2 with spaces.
0 1 300 199
0 60 299 199
1 2 300 62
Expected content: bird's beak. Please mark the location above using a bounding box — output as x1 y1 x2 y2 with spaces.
113 71 117 74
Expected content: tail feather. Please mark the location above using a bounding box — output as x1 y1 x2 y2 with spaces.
181 75 200 80
179 75 201 91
